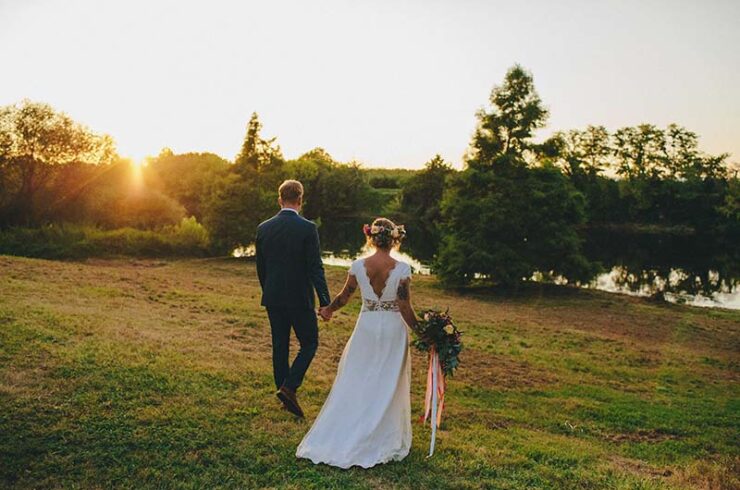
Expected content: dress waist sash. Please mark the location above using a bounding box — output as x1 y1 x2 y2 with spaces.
362 298 400 312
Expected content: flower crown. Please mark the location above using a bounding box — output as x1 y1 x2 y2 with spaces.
363 222 406 240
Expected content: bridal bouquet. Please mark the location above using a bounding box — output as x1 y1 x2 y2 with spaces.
410 309 462 456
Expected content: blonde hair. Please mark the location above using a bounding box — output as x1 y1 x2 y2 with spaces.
364 217 406 250
278 180 303 204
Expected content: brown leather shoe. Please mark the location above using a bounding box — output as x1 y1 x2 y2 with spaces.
277 385 304 418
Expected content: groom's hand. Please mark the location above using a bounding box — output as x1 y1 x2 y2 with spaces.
318 306 333 321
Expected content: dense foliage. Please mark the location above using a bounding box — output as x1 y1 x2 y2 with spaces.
145 150 230 220
0 101 185 231
0 74 737 285
1 100 112 226
191 115 382 253
543 123 735 232
0 217 209 259
0 104 383 256
400 155 454 227
436 66 596 286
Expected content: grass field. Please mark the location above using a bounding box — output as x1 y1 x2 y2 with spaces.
1 256 738 489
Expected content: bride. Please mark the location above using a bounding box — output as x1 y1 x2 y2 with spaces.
296 218 419 469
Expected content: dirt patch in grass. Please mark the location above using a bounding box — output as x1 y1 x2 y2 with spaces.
613 455 740 490
609 455 673 479
456 347 557 390
670 456 740 490
604 428 678 444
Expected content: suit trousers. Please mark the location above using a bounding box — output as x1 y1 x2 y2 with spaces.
266 307 319 391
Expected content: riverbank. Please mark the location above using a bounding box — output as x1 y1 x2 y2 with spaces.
1 256 738 488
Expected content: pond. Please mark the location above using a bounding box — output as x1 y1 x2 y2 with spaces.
315 218 740 310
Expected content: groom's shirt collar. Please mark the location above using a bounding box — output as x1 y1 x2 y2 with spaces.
280 207 299 215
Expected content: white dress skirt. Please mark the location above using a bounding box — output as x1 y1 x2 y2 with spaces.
296 259 412 469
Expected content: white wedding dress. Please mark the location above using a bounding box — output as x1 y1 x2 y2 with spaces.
296 258 412 468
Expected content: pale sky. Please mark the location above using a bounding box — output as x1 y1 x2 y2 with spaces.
1 0 738 168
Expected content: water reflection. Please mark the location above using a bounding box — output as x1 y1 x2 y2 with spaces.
322 249 431 275
236 218 739 309
232 244 255 258
318 217 439 265
232 241 429 273
582 229 739 308
590 266 739 309
318 219 739 310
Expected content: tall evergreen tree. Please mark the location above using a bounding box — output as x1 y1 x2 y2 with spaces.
202 113 285 253
234 112 283 173
436 66 594 286
470 64 548 164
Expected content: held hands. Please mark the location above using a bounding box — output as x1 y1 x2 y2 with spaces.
318 306 333 322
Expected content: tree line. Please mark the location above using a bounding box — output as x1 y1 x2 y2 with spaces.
1 65 737 287
400 66 737 286
0 105 383 256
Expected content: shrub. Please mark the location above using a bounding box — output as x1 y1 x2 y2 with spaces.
0 218 211 259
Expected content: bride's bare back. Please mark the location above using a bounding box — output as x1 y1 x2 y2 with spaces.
362 253 399 299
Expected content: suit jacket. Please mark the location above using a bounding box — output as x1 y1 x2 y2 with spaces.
255 209 331 309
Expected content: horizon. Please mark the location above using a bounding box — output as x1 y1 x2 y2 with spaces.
1 0 739 169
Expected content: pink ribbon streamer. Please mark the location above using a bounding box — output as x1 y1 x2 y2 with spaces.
421 346 446 457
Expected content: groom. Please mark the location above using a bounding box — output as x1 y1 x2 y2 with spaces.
255 180 332 418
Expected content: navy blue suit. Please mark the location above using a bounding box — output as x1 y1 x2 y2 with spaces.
256 209 331 390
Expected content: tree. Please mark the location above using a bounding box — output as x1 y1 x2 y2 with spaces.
144 150 230 219
540 126 625 224
285 148 335 220
401 155 453 222
400 155 455 259
285 148 378 221
470 64 548 164
613 124 666 180
44 157 185 229
545 126 612 177
202 113 285 253
663 124 729 181
0 100 115 226
717 176 740 240
436 66 594 286
233 112 285 217
235 112 283 174
609 123 732 227
316 161 375 219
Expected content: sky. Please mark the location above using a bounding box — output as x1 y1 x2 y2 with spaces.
1 0 738 169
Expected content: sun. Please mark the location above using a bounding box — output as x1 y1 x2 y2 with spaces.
129 158 145 190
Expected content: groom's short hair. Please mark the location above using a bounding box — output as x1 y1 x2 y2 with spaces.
279 180 303 204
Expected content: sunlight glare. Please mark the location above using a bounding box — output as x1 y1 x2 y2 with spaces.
129 159 144 191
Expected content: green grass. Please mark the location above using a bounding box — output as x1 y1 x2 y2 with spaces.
1 256 738 489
